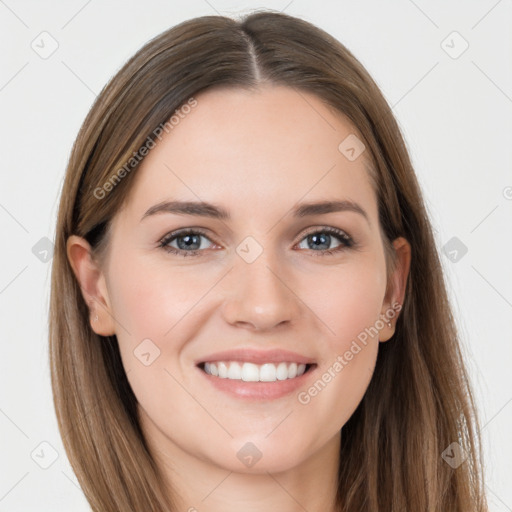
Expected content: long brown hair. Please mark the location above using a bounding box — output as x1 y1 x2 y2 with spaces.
49 10 488 511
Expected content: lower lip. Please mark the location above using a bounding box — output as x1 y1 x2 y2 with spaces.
197 364 316 400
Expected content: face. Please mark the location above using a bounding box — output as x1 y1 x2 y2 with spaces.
70 84 410 475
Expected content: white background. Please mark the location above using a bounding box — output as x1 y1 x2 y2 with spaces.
0 0 511 510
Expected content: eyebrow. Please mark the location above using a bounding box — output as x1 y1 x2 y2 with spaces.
141 199 370 225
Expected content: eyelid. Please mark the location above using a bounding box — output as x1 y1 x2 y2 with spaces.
297 225 352 241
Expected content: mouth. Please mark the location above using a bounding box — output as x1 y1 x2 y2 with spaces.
194 348 317 400
197 361 316 382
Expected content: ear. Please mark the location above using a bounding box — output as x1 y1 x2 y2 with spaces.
66 235 116 336
379 236 411 342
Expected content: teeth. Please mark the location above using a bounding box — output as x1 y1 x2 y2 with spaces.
218 362 228 378
203 361 307 381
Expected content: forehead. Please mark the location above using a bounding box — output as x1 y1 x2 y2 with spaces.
120 84 377 224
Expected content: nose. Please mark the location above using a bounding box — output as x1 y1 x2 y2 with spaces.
221 247 301 331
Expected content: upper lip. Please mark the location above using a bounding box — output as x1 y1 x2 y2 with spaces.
196 348 315 365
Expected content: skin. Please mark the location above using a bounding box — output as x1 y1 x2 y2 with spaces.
67 84 411 512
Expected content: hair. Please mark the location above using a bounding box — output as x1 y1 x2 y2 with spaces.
49 10 488 511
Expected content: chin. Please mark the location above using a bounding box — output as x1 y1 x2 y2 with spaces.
216 454 303 475
207 436 309 474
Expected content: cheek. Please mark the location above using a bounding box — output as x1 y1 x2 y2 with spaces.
107 255 206 342
294 259 385 420
105 257 204 416
301 259 386 351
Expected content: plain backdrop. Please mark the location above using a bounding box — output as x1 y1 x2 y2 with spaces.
0 1 511 510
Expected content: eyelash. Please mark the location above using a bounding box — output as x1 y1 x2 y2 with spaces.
157 226 356 258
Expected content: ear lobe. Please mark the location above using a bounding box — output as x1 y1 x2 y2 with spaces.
66 235 116 335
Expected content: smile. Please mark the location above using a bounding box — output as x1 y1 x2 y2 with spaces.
195 348 317 400
201 361 312 382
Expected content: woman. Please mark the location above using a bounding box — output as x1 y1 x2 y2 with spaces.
49 10 489 511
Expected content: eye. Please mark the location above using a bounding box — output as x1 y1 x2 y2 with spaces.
158 228 215 257
295 227 355 256
158 226 356 257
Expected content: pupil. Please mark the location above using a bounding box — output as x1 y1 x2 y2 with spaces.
178 234 200 250
310 233 329 250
